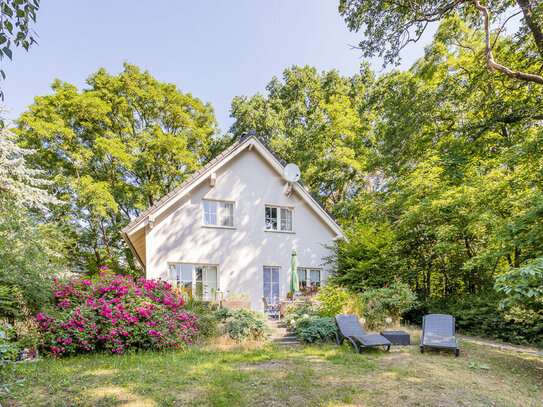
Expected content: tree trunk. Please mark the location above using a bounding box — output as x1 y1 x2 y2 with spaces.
516 0 543 59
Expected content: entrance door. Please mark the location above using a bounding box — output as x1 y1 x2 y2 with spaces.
263 266 280 303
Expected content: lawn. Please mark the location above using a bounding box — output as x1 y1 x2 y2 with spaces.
2 329 542 407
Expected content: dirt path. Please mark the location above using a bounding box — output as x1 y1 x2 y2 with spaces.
457 334 543 356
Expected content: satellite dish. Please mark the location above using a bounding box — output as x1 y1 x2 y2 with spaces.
284 163 301 183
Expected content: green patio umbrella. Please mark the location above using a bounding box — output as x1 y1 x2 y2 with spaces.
290 249 299 293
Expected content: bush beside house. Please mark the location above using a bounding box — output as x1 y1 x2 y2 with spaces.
35 270 198 357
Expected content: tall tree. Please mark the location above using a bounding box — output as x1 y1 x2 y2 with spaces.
0 108 63 322
332 18 543 297
0 109 58 208
230 65 374 207
16 63 219 273
339 0 543 84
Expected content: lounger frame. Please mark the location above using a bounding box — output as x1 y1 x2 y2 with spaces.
335 314 391 353
420 313 460 357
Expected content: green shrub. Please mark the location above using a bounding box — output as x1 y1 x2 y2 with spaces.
295 317 337 343
495 257 543 311
1 323 22 393
357 278 417 328
182 298 220 338
213 308 271 342
284 304 319 328
404 293 543 348
316 284 354 317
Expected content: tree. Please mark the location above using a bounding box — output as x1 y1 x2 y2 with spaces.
495 257 543 311
230 65 374 207
0 107 63 323
0 0 40 99
0 197 66 323
286 19 542 299
338 0 543 84
0 110 59 209
16 63 219 273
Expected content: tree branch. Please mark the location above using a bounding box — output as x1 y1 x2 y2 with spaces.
472 0 543 85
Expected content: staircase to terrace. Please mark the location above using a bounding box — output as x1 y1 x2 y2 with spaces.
266 319 299 345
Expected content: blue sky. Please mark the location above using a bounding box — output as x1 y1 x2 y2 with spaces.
2 0 432 133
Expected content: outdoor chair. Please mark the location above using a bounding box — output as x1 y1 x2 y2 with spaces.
420 314 460 357
262 297 279 319
334 314 391 352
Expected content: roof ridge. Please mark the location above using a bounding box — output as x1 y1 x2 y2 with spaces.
121 131 341 234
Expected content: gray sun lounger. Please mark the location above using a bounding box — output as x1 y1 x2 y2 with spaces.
420 314 460 356
335 314 391 353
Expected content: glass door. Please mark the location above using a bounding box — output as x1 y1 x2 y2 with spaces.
168 264 217 300
202 266 217 300
263 267 280 303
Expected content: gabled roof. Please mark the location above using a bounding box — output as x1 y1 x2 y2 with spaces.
121 130 344 268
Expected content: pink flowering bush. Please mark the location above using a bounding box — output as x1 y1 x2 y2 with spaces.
35 269 197 357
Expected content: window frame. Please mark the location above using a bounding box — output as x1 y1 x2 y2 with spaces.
167 262 219 301
297 267 322 289
202 199 236 229
263 265 281 303
264 205 294 233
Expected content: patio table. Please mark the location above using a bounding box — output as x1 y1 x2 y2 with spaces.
379 330 410 346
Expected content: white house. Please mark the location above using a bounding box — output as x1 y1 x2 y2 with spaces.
121 131 344 310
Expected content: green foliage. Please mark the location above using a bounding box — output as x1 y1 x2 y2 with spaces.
213 308 271 342
0 198 64 322
358 278 417 328
0 0 40 100
16 63 219 273
0 323 22 392
182 299 220 338
327 222 399 290
283 304 319 328
0 117 60 208
315 284 354 317
495 257 543 311
283 304 337 343
326 18 543 301
404 294 543 347
230 65 374 207
295 317 337 343
338 0 543 85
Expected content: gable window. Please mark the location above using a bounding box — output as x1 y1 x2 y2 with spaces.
297 268 321 289
265 206 293 231
203 200 234 227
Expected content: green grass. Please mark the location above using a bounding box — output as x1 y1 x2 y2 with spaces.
2 332 543 406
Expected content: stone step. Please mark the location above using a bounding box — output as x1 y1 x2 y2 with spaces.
270 327 293 334
271 334 297 340
272 337 299 344
266 320 287 326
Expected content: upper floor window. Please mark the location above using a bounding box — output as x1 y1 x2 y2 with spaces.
265 206 293 231
203 200 234 227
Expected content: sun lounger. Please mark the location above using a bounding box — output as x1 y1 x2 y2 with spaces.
335 314 391 352
420 314 460 356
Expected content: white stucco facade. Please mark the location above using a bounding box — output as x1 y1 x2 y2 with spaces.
122 134 343 310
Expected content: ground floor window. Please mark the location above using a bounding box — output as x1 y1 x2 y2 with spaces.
168 263 218 301
297 268 321 289
263 266 280 303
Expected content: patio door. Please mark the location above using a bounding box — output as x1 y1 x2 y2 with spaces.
263 266 280 303
168 264 218 300
195 265 218 301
